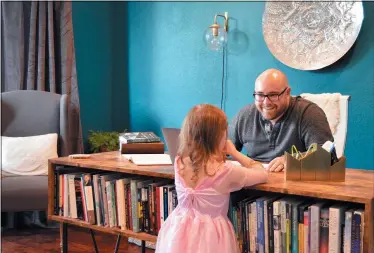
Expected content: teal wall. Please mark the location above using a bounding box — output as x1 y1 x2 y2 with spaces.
128 2 374 170
72 2 129 150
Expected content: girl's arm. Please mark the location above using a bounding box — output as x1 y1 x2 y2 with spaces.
219 140 268 192
226 140 264 169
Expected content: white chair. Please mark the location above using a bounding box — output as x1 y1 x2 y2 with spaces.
300 93 350 158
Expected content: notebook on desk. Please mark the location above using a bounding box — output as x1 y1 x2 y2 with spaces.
122 154 172 165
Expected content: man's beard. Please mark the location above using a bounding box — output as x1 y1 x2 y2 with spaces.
262 105 286 121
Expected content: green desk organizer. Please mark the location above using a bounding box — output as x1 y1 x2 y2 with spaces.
284 144 346 182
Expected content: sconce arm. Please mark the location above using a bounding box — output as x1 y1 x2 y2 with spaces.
213 12 228 32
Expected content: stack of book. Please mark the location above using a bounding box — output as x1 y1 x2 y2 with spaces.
119 132 164 154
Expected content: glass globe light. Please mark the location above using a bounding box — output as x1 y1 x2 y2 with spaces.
204 24 228 51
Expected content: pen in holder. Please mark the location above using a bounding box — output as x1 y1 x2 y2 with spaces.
285 143 346 182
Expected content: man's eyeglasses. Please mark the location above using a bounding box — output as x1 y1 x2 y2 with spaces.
253 87 288 102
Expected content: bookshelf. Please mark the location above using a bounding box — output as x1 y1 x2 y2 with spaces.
48 151 374 253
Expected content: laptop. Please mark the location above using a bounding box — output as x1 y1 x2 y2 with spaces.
161 128 181 165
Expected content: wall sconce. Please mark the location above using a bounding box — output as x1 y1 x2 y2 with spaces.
203 12 229 51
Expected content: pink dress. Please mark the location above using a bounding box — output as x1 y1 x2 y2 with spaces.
155 157 268 253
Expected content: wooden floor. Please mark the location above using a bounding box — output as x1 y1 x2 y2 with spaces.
1 226 155 253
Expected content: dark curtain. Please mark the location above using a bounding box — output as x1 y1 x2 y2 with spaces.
1 1 83 228
1 1 83 154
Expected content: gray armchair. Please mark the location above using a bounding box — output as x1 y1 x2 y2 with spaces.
1 90 68 212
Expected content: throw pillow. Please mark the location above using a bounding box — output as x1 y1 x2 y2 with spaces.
1 133 58 176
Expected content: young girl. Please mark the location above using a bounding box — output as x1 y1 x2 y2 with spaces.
155 104 268 253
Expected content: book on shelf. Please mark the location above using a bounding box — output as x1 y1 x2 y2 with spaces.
119 132 161 144
53 165 367 253
328 203 347 253
55 168 176 235
227 193 365 253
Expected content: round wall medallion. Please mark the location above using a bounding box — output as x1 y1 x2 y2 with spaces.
262 1 364 70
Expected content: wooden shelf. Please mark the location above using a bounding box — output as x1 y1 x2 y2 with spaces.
50 151 374 203
250 168 374 204
49 151 174 179
48 151 374 253
49 215 157 243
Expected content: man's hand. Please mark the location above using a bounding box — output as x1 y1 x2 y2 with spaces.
267 156 285 172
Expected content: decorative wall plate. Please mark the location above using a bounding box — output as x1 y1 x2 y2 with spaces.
262 1 364 70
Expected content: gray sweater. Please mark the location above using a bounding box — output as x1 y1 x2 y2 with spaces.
228 96 334 163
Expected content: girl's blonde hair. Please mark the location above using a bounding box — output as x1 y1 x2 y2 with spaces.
177 104 228 179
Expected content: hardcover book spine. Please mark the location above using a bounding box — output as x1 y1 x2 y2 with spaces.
156 187 161 234
252 202 257 253
299 222 304 253
130 180 139 232
350 212 361 253
304 210 309 253
286 203 291 253
74 177 84 220
97 178 104 225
111 182 117 227
309 205 321 253
328 207 342 253
138 187 143 231
116 180 125 230
344 210 352 253
101 178 110 226
163 187 168 220
83 174 96 225
159 186 164 228
319 208 329 253
93 175 101 226
280 201 287 253
68 175 77 219
250 201 254 253
268 201 274 253
106 182 113 227
148 185 154 234
142 187 149 232
264 200 269 253
63 174 69 217
245 202 250 253
257 200 265 253
59 174 64 216
355 211 364 253
298 204 309 253
123 182 128 230
273 201 281 253
127 183 132 230
291 204 299 253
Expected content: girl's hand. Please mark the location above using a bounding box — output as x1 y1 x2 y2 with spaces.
225 140 238 157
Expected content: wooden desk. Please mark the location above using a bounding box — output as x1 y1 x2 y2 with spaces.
48 151 374 252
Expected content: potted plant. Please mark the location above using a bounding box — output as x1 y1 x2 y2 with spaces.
87 130 123 153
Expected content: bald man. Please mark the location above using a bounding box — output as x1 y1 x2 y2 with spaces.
228 68 334 172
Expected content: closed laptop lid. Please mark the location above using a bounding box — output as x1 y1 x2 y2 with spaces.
161 128 180 165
